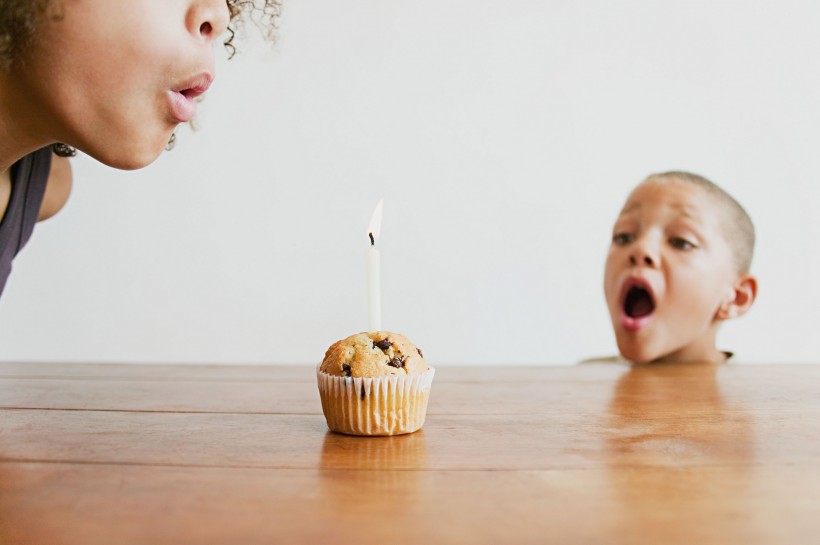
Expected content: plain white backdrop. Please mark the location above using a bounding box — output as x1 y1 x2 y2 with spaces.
1 0 819 365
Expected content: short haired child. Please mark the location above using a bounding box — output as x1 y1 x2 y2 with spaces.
603 171 757 364
0 0 279 297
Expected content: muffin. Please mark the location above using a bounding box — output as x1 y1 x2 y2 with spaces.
317 331 435 436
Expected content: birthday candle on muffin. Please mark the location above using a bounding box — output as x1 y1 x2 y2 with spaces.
367 200 383 332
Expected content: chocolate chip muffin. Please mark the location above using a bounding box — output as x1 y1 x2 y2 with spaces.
317 331 435 436
320 332 428 378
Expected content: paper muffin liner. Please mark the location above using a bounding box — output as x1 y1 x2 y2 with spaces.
316 367 435 436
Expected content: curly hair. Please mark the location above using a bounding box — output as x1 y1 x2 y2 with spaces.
0 0 50 72
0 0 281 156
225 0 281 58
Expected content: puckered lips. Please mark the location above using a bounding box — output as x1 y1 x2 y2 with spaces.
618 276 656 332
167 73 213 123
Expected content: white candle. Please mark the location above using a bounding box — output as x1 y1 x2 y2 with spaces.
367 200 383 332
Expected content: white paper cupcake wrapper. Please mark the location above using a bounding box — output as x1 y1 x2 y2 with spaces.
317 367 436 436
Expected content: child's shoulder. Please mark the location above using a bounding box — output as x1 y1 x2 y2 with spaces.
579 352 737 365
578 355 629 365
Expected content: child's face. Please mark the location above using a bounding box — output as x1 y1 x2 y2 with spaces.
603 181 739 363
20 0 230 169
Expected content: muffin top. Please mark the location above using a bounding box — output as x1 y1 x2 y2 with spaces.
320 331 429 378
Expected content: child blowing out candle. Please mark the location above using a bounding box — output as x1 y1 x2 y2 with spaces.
0 0 280 299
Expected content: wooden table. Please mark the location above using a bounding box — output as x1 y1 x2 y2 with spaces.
0 362 818 544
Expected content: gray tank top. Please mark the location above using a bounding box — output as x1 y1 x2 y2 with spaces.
0 147 51 298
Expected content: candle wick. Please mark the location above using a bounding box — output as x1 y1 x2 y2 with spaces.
369 232 375 246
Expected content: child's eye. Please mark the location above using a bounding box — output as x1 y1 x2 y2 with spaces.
613 233 635 245
669 237 696 250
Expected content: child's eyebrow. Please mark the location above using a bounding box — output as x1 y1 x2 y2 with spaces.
672 204 702 221
620 202 640 215
619 201 702 223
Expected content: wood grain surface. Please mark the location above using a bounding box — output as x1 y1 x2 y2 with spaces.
1 361 818 544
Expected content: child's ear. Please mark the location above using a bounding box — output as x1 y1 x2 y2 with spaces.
46 0 66 21
716 274 758 320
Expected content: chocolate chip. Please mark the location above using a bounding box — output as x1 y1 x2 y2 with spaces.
387 357 405 368
360 383 366 399
374 338 392 351
342 364 352 377
417 348 424 358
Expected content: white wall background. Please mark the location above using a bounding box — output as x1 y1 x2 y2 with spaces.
1 0 819 365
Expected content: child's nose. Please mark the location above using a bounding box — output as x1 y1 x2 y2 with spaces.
189 0 231 43
628 247 658 268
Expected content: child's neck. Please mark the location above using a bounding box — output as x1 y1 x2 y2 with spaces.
0 73 53 172
655 327 727 365
0 168 11 220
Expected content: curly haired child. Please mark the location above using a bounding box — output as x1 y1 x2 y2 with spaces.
0 0 280 297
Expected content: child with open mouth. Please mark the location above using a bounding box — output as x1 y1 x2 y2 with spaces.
602 171 758 364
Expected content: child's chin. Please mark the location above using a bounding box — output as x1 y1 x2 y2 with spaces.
89 144 165 171
617 340 661 364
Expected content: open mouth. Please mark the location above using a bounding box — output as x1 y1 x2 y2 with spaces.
623 285 655 319
178 83 210 101
167 73 213 123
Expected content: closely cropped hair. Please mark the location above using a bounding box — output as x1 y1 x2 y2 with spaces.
645 171 755 274
1 0 281 157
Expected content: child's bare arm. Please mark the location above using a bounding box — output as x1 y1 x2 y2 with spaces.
38 154 72 221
